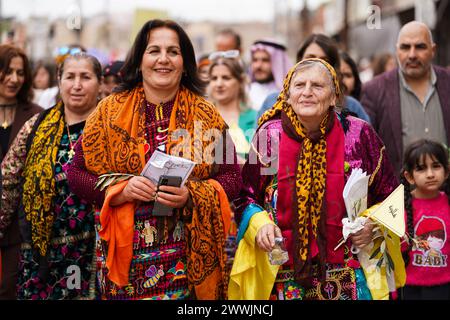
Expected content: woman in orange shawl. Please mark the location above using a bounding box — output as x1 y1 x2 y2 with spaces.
66 19 242 300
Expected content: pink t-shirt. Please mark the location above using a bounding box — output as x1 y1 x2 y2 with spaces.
405 192 450 286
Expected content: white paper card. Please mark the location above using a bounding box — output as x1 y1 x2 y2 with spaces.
368 184 405 237
343 168 370 221
141 150 195 187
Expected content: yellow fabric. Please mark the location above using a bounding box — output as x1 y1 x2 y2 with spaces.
359 205 406 300
228 212 279 300
228 122 251 155
22 102 65 256
291 112 329 263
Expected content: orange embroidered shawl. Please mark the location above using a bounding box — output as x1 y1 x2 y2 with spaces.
82 85 230 299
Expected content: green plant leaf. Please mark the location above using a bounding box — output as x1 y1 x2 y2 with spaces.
370 246 381 260
372 234 384 241
95 175 108 188
116 175 131 182
376 256 384 269
380 240 386 254
103 176 117 189
386 252 395 271
95 173 135 191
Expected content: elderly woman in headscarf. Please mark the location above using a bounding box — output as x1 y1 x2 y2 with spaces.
229 58 406 300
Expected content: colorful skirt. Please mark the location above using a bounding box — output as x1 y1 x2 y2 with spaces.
96 205 189 300
270 263 372 301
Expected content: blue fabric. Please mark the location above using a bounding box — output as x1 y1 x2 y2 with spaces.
355 268 373 300
257 92 279 120
344 96 371 124
236 203 265 244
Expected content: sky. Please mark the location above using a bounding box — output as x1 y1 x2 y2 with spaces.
1 0 325 23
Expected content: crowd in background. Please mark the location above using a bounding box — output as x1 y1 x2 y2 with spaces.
0 18 449 301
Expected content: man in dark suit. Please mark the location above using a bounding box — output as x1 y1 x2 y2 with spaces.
361 21 450 174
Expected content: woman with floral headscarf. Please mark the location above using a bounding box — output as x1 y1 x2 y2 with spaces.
230 59 406 300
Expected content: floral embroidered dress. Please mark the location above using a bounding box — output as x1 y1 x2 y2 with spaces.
0 112 96 300
96 100 189 300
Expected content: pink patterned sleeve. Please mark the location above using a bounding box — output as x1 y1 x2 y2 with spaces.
344 117 399 206
232 120 281 223
65 137 105 206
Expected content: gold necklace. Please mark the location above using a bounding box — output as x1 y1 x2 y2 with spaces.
2 108 8 129
1 105 16 129
66 124 81 161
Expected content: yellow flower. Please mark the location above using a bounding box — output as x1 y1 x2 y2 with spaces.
344 161 350 173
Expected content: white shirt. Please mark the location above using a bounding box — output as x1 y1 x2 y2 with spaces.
37 86 59 109
249 81 278 112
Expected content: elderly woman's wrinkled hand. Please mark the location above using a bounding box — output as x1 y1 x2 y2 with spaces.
349 222 375 249
256 224 283 252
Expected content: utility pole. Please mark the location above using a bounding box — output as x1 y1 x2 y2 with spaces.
272 0 278 37
340 0 349 51
104 0 110 49
75 0 82 44
300 0 311 41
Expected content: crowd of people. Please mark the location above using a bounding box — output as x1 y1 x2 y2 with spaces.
0 18 448 301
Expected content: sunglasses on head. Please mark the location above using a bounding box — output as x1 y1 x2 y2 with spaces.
208 50 239 61
57 46 83 56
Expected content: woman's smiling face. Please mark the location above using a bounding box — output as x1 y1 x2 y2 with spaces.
288 63 336 125
140 27 184 94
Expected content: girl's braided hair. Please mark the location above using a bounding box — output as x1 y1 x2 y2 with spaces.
401 139 450 265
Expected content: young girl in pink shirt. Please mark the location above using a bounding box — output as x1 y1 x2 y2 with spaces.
400 139 450 300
